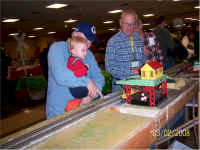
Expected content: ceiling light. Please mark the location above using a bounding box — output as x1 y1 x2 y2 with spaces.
8 33 19 36
24 109 31 113
103 21 113 24
172 0 182 2
28 35 36 38
194 6 200 9
191 18 199 21
33 27 44 31
48 32 56 34
173 24 182 28
64 19 77 23
108 28 116 31
184 17 193 20
143 14 155 17
2 19 20 23
143 23 151 26
46 3 68 9
184 18 199 21
108 10 123 14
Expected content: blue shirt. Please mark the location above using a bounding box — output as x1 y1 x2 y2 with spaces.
46 40 104 119
105 30 146 91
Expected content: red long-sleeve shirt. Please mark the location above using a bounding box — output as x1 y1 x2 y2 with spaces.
67 57 88 77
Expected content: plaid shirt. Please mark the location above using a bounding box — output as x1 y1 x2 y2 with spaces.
105 30 147 80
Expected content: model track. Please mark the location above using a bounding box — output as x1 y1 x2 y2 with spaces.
0 92 122 149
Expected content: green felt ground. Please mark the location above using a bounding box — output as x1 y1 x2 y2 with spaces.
116 75 167 86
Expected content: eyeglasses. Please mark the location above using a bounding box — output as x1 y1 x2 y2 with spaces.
122 22 135 27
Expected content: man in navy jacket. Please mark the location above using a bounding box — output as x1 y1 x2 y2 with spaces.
46 22 104 119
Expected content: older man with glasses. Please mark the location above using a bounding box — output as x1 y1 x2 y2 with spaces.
105 9 147 92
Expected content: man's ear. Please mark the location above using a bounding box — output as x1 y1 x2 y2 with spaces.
119 19 122 27
72 32 77 37
87 41 92 48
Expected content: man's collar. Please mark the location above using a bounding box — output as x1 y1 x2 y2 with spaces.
119 30 139 40
119 30 131 40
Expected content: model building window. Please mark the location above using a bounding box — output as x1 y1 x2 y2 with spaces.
150 71 153 77
142 71 145 77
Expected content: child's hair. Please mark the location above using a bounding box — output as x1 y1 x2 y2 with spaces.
69 36 88 50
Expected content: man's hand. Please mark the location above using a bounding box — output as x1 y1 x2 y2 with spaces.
87 80 104 99
96 88 104 99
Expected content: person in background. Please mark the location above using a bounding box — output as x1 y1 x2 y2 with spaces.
40 38 54 81
153 16 176 69
1 45 11 116
105 9 147 92
171 29 188 62
65 36 103 112
194 23 199 60
181 30 195 59
46 22 104 119
133 19 163 63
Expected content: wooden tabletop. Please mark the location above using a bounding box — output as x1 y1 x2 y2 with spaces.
0 77 198 149
119 79 198 149
24 80 198 149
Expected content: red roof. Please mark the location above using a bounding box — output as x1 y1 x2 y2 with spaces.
147 61 162 70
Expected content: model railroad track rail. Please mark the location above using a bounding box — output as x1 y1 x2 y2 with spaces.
164 62 193 77
0 92 122 149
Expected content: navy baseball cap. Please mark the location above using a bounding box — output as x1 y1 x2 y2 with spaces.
75 22 98 43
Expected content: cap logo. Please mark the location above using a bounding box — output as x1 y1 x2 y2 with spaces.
91 26 96 34
74 28 79 32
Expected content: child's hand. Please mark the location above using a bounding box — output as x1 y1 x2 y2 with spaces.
80 96 93 105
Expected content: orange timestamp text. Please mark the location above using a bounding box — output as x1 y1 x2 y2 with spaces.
152 129 190 137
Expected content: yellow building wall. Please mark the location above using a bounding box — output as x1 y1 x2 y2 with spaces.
141 64 155 80
141 64 163 80
155 68 163 78
158 68 162 78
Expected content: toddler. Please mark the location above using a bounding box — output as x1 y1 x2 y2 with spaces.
65 36 103 112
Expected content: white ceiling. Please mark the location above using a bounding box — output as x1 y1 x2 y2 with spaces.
1 0 199 40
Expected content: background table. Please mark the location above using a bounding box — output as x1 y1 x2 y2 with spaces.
15 76 47 101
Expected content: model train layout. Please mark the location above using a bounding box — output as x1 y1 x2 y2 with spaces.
116 61 168 107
